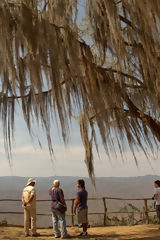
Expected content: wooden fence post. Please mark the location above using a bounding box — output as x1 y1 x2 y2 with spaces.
102 197 107 226
0 197 153 228
144 199 149 224
71 199 75 226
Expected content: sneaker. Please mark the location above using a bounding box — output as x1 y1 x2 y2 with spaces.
61 234 71 239
78 224 90 229
79 232 88 236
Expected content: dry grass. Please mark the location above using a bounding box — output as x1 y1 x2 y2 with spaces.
0 225 160 240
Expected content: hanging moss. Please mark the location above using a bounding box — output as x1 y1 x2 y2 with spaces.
0 0 160 179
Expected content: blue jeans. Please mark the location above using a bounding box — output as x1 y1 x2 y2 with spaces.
52 210 67 237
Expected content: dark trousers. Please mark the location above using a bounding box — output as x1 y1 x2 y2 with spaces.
156 205 160 220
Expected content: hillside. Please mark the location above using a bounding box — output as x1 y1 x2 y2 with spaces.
0 175 159 227
0 175 158 198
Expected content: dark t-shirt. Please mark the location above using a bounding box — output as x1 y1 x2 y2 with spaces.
77 188 88 211
49 187 64 211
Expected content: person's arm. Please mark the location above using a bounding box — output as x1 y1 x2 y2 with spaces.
59 189 67 209
24 194 34 206
154 189 159 200
60 197 66 205
21 195 25 205
23 188 35 206
154 194 159 200
74 197 80 214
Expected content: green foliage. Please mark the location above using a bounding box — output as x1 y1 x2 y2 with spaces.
148 215 159 225
148 202 155 211
147 202 159 224
105 203 156 226
128 203 141 213
0 218 8 226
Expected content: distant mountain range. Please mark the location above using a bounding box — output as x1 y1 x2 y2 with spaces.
0 175 159 227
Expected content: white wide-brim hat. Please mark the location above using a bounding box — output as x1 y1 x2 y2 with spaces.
26 178 36 186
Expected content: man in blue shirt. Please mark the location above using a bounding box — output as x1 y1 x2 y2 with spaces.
74 179 88 236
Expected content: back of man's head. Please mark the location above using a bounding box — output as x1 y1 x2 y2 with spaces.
155 180 160 187
53 179 60 188
78 179 85 188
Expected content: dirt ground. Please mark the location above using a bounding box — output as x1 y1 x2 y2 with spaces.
0 225 160 240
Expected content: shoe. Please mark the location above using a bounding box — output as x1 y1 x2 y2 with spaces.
78 224 90 228
61 234 71 238
55 235 61 238
31 232 40 237
79 232 88 236
25 233 29 237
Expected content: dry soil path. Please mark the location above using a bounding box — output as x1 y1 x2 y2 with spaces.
0 225 160 240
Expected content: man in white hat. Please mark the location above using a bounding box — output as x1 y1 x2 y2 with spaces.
22 178 40 237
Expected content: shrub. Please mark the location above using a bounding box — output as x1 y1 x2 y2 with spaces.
0 218 8 226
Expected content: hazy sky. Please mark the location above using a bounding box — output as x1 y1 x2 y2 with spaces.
0 109 160 178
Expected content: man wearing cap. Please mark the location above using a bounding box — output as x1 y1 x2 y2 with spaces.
22 178 40 237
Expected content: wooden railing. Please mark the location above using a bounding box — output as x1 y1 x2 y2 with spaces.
0 197 155 226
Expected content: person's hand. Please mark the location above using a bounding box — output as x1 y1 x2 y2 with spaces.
24 202 28 207
155 194 158 200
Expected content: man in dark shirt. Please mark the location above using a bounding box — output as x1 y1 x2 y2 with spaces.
74 179 88 236
49 180 69 238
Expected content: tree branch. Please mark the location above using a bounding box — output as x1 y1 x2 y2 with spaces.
122 92 160 142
